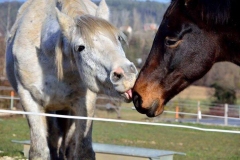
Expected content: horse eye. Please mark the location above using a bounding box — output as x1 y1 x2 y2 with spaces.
165 37 181 48
75 45 85 52
118 36 123 42
165 38 177 46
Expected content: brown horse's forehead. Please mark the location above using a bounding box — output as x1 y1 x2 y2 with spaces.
165 0 179 18
162 6 188 33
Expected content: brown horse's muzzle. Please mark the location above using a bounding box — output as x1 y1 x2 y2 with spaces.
132 81 165 117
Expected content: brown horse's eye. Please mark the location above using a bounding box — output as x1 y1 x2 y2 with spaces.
165 39 177 46
165 37 182 48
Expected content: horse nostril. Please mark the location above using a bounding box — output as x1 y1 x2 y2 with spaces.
110 67 124 83
112 72 123 82
133 92 147 114
133 92 142 109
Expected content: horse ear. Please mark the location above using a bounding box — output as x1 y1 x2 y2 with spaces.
185 0 191 6
96 0 110 21
185 0 197 7
185 0 194 7
55 7 75 40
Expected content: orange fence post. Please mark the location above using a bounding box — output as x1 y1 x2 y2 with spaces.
10 91 15 110
175 106 179 122
11 91 14 97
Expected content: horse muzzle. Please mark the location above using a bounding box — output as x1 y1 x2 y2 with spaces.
132 91 164 117
110 63 138 102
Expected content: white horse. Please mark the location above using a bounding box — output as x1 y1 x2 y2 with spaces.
6 0 137 159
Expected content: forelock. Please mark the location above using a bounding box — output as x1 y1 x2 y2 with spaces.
74 15 122 46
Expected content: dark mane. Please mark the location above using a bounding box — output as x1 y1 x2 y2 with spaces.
194 0 231 25
173 0 240 26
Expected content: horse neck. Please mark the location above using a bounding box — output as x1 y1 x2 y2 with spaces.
58 0 97 18
218 30 240 66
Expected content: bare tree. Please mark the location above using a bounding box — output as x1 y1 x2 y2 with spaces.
6 1 11 38
132 8 141 31
120 9 130 26
0 0 13 77
0 0 12 39
110 9 130 28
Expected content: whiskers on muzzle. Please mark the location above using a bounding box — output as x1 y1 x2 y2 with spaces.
109 63 138 102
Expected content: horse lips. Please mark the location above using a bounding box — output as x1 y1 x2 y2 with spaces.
124 89 133 100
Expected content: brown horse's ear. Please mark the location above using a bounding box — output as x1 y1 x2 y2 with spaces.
55 7 75 40
185 0 191 6
185 0 198 8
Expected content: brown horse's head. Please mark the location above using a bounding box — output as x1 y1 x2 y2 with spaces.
132 0 240 117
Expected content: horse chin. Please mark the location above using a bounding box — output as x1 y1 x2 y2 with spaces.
152 105 164 117
144 99 164 117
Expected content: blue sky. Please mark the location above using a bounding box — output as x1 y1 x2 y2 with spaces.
0 0 170 4
140 0 170 2
136 0 170 2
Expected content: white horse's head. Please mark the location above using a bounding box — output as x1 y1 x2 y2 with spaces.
55 8 137 102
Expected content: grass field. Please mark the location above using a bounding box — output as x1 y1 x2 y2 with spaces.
0 115 240 160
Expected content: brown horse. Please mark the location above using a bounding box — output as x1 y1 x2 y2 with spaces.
132 0 240 117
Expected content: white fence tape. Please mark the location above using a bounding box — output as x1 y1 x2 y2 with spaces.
0 109 239 134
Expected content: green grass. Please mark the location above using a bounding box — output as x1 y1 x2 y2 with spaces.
93 121 240 160
0 116 29 158
0 115 240 159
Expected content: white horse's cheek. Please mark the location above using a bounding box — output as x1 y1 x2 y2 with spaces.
81 52 97 71
74 53 101 92
78 51 111 91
